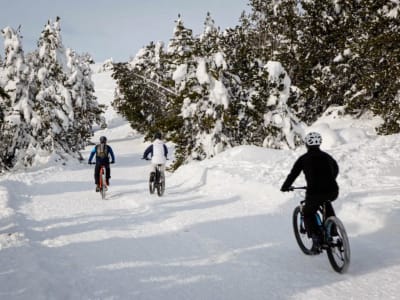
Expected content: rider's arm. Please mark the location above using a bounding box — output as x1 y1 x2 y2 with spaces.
108 146 115 163
88 146 96 163
281 157 303 191
143 145 153 159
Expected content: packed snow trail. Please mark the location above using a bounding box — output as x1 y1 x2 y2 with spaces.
0 68 400 299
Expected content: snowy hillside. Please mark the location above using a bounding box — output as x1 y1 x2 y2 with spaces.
0 66 399 299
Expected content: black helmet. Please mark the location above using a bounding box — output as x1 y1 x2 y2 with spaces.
154 132 162 140
99 136 107 144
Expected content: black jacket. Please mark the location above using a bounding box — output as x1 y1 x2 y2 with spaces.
281 147 339 196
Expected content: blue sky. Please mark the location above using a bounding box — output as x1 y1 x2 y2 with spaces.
0 0 249 62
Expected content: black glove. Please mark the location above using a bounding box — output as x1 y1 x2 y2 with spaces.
280 186 290 192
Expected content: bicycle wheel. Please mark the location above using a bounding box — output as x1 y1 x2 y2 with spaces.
100 169 106 200
157 175 165 196
292 206 314 255
149 172 155 194
325 216 351 273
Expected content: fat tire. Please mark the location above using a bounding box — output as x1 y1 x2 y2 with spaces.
292 206 314 255
325 216 351 273
101 171 107 200
157 177 165 196
149 174 155 194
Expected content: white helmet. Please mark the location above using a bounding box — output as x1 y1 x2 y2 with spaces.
304 132 322 146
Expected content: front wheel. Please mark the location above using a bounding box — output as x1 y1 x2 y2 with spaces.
325 216 351 273
292 206 314 255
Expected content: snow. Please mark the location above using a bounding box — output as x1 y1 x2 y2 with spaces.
214 52 227 70
196 58 210 85
172 63 188 85
1 67 400 299
210 79 229 109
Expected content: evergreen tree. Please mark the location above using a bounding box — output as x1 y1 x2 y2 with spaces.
112 41 169 137
262 61 304 149
0 26 35 169
33 17 75 155
163 15 199 168
176 13 228 163
341 0 400 134
65 49 104 155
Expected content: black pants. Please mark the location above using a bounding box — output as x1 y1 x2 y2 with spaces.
94 163 110 185
303 191 337 238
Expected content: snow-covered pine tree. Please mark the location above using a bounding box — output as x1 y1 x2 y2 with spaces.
341 0 400 134
0 26 35 170
65 49 103 155
164 15 200 168
290 0 384 125
218 19 269 147
262 61 304 149
178 13 231 163
33 17 75 157
113 41 168 137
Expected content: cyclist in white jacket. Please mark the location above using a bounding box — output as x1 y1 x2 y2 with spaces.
142 132 168 179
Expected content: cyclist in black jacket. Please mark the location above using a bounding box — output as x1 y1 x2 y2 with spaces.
281 132 339 253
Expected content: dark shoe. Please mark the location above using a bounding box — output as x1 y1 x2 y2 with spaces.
311 234 322 254
95 185 100 192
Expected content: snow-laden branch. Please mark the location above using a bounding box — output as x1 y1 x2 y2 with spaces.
130 72 178 97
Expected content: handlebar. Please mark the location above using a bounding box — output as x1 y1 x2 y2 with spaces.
289 186 307 191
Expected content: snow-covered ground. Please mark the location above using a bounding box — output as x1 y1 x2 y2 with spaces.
0 66 400 299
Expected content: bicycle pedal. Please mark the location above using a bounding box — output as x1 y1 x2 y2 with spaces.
321 243 329 250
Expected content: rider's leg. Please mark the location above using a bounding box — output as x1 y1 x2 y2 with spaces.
324 190 338 218
94 163 100 192
94 164 100 185
160 164 166 180
105 164 111 185
150 164 156 181
302 201 321 238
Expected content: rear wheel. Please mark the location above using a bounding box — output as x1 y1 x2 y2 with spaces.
292 206 314 255
149 172 155 194
100 170 106 200
157 175 165 196
325 216 350 273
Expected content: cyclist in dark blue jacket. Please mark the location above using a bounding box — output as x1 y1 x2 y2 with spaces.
88 136 115 191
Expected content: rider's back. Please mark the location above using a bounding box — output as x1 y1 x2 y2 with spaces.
151 139 167 164
298 147 338 194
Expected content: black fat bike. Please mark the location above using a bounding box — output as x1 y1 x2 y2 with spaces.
149 164 165 197
291 187 350 273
